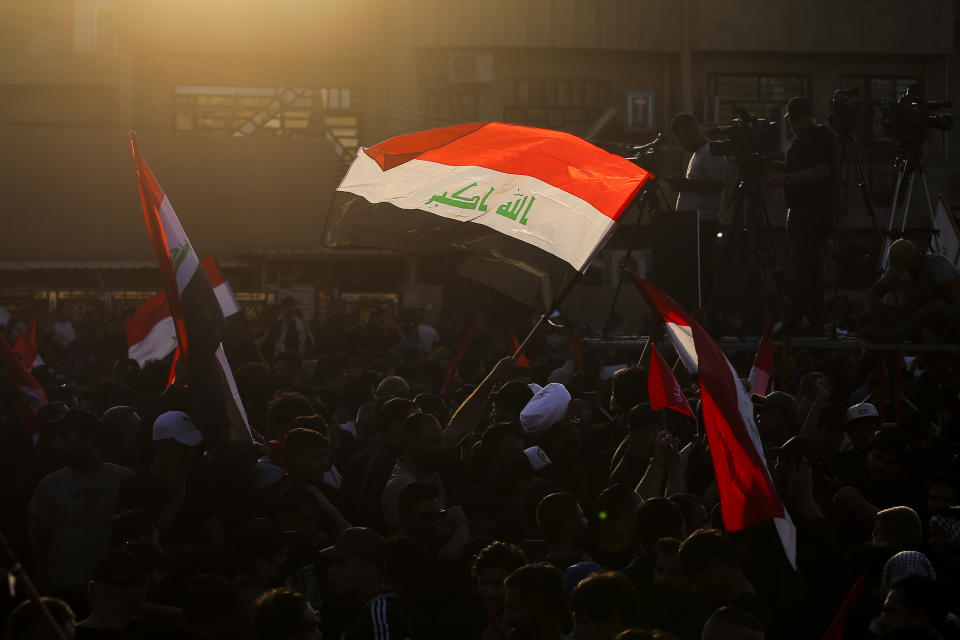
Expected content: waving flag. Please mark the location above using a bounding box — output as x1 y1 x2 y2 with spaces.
0 335 46 438
628 272 796 568
130 135 251 448
648 344 694 417
324 122 651 312
441 314 480 395
126 291 177 366
748 318 775 396
13 318 43 370
125 256 245 367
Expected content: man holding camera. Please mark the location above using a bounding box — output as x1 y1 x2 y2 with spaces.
768 96 837 333
667 113 726 301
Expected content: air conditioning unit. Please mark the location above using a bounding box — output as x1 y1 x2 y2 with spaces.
448 52 495 83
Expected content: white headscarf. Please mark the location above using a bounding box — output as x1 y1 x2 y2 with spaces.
519 383 571 435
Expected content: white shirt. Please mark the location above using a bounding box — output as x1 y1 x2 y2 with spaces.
675 143 725 222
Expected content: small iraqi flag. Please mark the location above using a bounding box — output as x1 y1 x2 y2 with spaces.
125 256 242 367
748 318 775 397
13 318 43 370
0 334 47 438
324 122 651 312
647 344 694 418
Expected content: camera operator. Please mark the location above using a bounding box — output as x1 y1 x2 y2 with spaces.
667 113 725 299
768 96 837 333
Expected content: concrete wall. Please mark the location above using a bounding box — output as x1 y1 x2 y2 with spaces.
0 128 336 261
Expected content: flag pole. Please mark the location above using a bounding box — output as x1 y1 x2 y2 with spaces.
0 532 68 640
512 313 548 359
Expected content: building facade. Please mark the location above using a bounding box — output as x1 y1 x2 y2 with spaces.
1 0 956 327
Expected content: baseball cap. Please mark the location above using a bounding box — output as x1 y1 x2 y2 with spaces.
751 391 798 417
319 527 385 563
785 96 812 119
152 411 203 447
884 239 918 279
846 402 879 424
523 446 553 471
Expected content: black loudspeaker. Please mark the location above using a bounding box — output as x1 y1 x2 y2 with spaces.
649 210 700 311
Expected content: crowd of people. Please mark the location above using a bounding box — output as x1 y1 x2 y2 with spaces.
0 286 959 640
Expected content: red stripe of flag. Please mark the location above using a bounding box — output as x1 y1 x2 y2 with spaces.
363 122 650 220
648 344 694 418
509 334 531 368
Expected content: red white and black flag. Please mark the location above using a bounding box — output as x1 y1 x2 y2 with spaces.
0 334 46 439
324 122 651 312
748 318 775 397
130 135 252 448
628 272 797 568
125 256 247 367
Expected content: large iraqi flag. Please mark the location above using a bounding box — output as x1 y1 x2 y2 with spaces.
628 272 797 568
324 122 651 312
130 135 252 449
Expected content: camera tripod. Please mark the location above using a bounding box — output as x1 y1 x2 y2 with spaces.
836 133 879 225
706 157 786 331
602 175 672 336
820 132 880 333
879 148 941 272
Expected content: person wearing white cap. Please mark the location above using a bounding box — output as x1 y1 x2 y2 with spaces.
519 384 584 492
152 410 205 447
117 411 222 562
520 383 572 436
828 402 880 479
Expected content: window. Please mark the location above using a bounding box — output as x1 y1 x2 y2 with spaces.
173 86 358 154
75 1 114 54
502 78 612 133
424 90 478 124
707 74 811 121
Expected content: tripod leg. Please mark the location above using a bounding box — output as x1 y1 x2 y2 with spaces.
899 172 917 237
881 163 906 272
602 191 651 336
919 170 942 254
849 139 879 227
753 185 788 325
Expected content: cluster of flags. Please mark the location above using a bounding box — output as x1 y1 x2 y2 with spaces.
0 121 794 566
629 272 794 567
